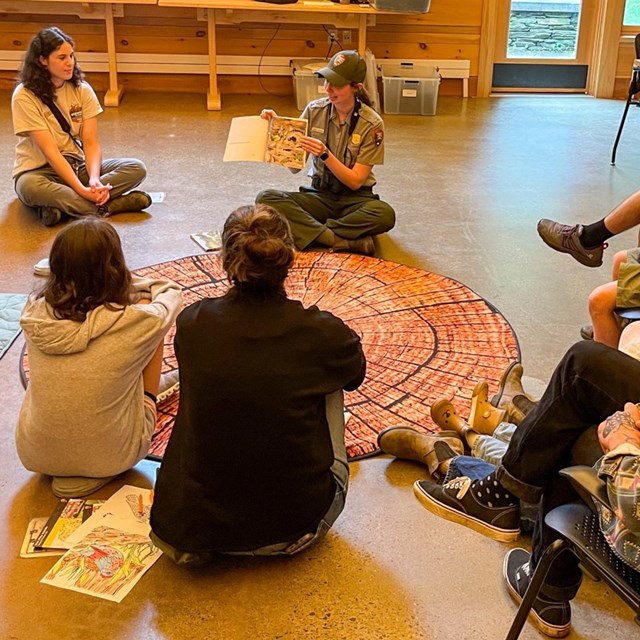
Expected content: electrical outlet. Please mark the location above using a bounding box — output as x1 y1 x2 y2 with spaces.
342 30 352 45
327 30 337 45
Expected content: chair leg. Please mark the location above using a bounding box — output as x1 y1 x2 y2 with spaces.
505 539 567 640
612 93 634 166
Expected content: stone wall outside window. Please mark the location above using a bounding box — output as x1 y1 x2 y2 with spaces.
508 1 581 57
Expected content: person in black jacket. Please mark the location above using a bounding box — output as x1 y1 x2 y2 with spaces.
150 203 366 562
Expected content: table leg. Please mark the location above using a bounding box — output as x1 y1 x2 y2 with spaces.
207 10 222 110
358 14 367 54
103 3 124 107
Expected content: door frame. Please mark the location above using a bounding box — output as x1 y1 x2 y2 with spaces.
477 0 625 97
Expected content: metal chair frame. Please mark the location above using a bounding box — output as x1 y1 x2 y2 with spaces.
505 466 640 640
611 34 640 165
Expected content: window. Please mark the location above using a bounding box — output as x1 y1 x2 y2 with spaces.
507 0 582 59
624 0 640 26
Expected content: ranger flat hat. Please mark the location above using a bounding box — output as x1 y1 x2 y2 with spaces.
316 50 367 87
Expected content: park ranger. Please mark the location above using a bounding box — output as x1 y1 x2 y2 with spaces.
256 50 395 255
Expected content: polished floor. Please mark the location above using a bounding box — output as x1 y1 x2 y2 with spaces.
1 90 640 639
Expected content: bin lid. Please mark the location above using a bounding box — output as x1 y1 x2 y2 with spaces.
379 63 440 80
291 59 329 75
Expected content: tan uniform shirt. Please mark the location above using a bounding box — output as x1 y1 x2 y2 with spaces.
12 81 103 177
301 98 384 189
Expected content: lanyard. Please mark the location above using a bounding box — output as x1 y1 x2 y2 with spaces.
325 98 361 165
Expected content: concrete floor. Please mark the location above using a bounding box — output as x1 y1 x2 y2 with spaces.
1 90 640 639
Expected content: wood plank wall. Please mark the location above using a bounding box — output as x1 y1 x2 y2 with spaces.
0 0 480 97
615 35 637 98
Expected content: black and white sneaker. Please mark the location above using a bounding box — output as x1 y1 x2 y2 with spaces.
413 475 520 542
503 548 571 638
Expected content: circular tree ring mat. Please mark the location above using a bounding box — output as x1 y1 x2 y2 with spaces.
138 252 519 460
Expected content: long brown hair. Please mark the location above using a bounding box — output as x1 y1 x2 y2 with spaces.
19 27 84 104
222 204 295 295
41 218 133 321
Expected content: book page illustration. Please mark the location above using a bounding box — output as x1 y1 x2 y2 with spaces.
223 115 307 170
191 230 222 252
21 518 64 558
41 526 162 602
265 117 307 169
35 499 104 550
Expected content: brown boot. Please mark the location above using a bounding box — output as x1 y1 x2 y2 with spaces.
469 380 507 435
430 398 469 434
490 363 537 426
103 190 152 216
332 235 376 256
377 425 464 478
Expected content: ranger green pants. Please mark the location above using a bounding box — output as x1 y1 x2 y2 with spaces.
256 186 396 250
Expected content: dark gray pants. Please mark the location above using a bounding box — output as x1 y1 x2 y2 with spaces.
256 187 395 249
15 157 146 217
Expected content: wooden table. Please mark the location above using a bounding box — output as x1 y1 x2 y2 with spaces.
157 0 397 110
0 0 156 107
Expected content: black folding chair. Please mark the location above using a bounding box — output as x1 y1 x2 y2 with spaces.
505 465 640 640
611 34 640 165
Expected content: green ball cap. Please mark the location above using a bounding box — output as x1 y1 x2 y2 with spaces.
316 50 367 87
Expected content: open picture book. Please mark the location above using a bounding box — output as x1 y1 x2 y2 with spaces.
223 116 308 170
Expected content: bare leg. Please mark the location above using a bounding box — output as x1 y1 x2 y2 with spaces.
143 342 164 397
611 249 628 280
603 190 640 235
589 281 621 347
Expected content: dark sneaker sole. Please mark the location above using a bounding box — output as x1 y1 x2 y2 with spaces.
503 551 571 638
413 481 520 543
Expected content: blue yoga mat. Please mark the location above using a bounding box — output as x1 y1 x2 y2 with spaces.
0 293 28 360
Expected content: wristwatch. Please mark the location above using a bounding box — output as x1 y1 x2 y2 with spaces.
319 150 329 161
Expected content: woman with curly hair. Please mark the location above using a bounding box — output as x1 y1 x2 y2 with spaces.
16 218 182 497
12 26 151 227
150 204 366 562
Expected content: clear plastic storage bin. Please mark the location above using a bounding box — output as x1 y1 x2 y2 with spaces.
291 59 328 111
370 0 431 13
380 62 441 115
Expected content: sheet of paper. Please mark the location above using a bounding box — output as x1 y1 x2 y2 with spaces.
67 485 153 545
223 116 269 163
41 525 162 603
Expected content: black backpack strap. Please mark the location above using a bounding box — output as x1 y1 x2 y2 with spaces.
42 98 84 151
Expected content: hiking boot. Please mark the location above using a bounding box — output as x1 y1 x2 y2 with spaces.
537 219 605 267
103 191 152 216
332 235 375 256
470 380 507 434
580 325 593 340
38 205 63 227
503 548 571 638
490 363 537 426
377 425 464 478
413 474 520 542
